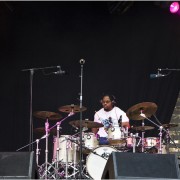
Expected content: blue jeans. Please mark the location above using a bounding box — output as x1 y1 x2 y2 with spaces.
99 137 109 145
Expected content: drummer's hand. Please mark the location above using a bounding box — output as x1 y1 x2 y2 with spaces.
122 122 130 129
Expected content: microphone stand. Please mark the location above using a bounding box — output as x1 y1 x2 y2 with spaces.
158 68 180 71
21 65 61 151
79 59 85 179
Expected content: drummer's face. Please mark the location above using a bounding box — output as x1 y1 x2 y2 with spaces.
102 96 113 111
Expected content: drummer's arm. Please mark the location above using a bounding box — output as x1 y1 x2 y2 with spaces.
122 121 130 129
92 112 100 135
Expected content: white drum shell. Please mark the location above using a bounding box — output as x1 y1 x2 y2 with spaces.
53 135 79 163
86 146 117 179
83 133 99 149
108 126 124 139
145 137 159 148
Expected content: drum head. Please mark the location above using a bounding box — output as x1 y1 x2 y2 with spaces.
86 146 117 179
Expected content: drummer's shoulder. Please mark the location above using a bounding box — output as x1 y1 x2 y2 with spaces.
113 106 125 113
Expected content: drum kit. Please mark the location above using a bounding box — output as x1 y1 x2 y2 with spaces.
18 102 178 179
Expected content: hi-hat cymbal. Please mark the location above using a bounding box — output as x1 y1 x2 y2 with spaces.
58 104 87 113
131 126 154 131
69 120 103 128
126 102 158 120
162 123 178 128
34 127 57 135
33 111 62 120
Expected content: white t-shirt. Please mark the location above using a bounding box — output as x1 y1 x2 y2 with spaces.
94 106 129 137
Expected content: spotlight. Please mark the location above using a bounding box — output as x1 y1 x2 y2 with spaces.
169 2 179 13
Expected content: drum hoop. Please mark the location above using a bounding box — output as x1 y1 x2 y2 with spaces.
86 145 118 163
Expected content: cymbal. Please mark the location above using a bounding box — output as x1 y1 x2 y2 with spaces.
34 127 57 135
33 111 62 120
162 123 178 128
126 102 157 120
58 104 87 113
69 120 103 128
131 126 154 131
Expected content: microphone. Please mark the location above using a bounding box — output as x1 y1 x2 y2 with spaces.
79 59 85 64
53 66 66 75
150 73 165 79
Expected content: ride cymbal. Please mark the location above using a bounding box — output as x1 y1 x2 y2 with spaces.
33 111 62 120
69 120 103 128
162 123 178 128
58 104 87 113
131 126 154 131
126 102 158 120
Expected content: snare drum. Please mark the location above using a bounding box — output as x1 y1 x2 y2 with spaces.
108 126 124 139
53 135 79 163
86 146 117 179
83 132 99 149
108 126 126 147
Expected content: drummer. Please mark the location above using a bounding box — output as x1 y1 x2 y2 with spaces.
92 94 130 145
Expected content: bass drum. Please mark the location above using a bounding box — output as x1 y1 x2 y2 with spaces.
86 146 117 179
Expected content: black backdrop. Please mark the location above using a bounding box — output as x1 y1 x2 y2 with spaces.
0 1 180 164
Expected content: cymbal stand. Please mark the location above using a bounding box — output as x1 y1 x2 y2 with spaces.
54 121 60 178
45 118 49 179
140 113 167 154
153 114 178 153
36 139 40 166
158 126 163 154
132 134 136 153
141 114 145 153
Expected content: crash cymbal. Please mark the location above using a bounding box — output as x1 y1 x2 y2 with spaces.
162 123 178 128
131 126 154 131
58 104 87 113
33 111 62 120
126 102 157 120
34 127 57 135
69 120 103 128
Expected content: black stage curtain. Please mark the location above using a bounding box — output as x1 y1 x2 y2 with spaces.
0 2 179 164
